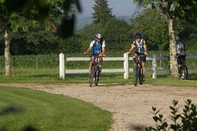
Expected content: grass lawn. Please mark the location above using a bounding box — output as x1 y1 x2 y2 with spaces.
0 68 197 86
0 86 112 131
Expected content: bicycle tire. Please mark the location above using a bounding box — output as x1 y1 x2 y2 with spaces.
89 67 95 87
178 65 182 78
183 65 188 80
139 66 143 85
133 65 138 86
95 67 100 86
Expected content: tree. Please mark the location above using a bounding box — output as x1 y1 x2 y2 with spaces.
0 0 80 76
134 0 197 78
104 18 132 51
130 8 169 51
92 0 115 25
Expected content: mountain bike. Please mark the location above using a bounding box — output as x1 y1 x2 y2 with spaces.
133 54 144 86
166 57 188 80
88 54 102 87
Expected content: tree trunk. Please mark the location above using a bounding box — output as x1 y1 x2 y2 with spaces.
168 19 178 77
4 30 11 76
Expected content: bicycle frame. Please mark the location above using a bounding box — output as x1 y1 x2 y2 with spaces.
177 59 188 80
167 58 188 80
89 55 102 87
133 54 144 86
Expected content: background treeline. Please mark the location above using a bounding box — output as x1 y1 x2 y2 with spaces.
0 4 197 56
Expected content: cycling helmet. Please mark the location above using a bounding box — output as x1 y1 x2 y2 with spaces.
95 33 102 39
175 35 180 40
135 32 142 38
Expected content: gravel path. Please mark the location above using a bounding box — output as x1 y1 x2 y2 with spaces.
1 83 197 131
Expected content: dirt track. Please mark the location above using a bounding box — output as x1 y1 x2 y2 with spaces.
1 83 197 131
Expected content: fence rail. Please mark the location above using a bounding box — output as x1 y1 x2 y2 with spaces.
59 53 197 79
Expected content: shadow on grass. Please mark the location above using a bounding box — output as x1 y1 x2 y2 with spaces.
187 73 197 80
27 74 59 78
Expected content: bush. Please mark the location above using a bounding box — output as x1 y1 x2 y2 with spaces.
146 99 197 131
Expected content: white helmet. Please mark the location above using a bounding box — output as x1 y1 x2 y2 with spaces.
175 35 180 40
95 33 102 39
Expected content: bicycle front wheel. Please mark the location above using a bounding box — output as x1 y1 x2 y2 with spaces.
133 65 138 86
89 67 95 87
139 67 143 85
95 67 100 86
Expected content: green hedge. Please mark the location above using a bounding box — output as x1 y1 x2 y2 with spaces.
0 50 196 69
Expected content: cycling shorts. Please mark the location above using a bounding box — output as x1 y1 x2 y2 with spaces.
177 54 186 64
135 52 146 62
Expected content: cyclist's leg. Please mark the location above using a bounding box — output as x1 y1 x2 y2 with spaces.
181 55 186 78
141 62 145 75
88 56 95 81
141 54 146 81
132 52 138 65
98 55 103 72
177 56 182 77
89 57 94 74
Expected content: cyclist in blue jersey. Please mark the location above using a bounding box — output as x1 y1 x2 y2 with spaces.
127 32 147 81
84 33 106 78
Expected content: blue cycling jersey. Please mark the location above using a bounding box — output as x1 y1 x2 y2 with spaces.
92 42 102 55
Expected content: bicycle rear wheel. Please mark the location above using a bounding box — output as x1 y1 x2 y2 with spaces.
139 67 143 85
95 67 100 86
133 65 138 86
89 67 95 87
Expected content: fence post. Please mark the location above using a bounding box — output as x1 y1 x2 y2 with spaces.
124 53 129 79
59 53 65 79
152 54 157 78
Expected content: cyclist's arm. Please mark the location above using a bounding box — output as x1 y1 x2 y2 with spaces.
84 46 92 55
143 41 147 55
127 43 135 54
102 40 106 56
84 41 94 55
102 47 106 56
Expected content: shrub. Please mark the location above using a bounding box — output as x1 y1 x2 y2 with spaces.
145 99 197 131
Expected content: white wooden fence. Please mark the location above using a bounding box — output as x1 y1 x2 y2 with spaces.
59 53 197 80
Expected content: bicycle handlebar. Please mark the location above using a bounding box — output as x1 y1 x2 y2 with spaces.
85 54 104 58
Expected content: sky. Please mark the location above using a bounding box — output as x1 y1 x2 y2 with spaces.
76 0 142 18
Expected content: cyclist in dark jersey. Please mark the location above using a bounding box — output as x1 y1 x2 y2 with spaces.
176 35 186 79
127 32 147 81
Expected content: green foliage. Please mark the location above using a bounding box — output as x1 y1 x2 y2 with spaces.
145 99 197 131
104 18 132 51
13 55 59 68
